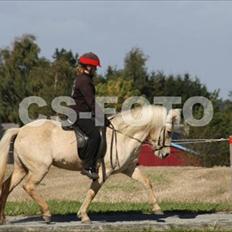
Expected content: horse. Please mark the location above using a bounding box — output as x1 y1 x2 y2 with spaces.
0 105 180 224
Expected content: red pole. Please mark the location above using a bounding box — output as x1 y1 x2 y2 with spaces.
229 136 232 145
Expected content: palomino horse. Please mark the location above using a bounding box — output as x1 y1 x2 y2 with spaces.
0 105 180 224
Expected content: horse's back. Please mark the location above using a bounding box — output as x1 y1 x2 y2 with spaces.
14 119 83 171
15 119 58 144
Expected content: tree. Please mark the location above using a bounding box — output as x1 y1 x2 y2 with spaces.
52 48 77 96
228 91 232 102
0 34 41 122
123 48 148 93
0 37 80 123
96 77 140 112
188 108 232 167
105 65 122 80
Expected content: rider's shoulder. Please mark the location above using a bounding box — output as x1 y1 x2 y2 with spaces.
76 73 91 83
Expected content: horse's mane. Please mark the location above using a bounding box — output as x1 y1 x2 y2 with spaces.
110 105 167 136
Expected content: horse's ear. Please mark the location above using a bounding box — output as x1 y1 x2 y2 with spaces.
168 108 181 125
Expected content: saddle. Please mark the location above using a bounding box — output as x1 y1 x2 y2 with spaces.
62 124 107 161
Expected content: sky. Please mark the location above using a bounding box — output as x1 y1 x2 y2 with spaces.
0 1 231 99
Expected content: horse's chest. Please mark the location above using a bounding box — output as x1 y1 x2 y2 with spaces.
126 146 141 164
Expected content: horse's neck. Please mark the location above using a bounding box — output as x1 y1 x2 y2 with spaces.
132 129 149 144
105 126 149 169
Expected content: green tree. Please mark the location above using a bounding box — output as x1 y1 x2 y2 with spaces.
229 91 232 100
150 73 211 101
0 34 41 122
0 36 80 123
52 48 77 96
105 65 123 80
123 48 148 93
96 77 140 112
188 108 232 167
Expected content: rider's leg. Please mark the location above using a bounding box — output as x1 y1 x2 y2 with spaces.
75 118 101 179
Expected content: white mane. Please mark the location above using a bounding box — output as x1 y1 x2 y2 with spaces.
111 105 167 136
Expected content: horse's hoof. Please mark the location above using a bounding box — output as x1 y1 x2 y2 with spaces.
82 217 91 224
77 213 91 224
152 210 164 215
43 215 52 224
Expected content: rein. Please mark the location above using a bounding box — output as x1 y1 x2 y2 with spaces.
108 123 144 144
107 121 171 152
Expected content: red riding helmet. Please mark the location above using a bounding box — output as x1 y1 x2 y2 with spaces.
78 52 101 67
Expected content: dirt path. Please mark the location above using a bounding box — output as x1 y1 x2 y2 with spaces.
1 212 232 232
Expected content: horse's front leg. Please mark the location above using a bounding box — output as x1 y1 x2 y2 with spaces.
77 179 103 223
78 162 111 224
123 166 163 214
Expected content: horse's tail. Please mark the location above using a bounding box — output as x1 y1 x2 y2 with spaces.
0 128 20 187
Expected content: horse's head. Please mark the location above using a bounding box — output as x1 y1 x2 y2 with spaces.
147 108 181 159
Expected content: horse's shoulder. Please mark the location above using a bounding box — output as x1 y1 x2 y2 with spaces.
20 119 60 132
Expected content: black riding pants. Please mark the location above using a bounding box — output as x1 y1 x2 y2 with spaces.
75 118 101 169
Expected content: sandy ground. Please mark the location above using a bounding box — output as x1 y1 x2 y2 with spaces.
5 165 232 203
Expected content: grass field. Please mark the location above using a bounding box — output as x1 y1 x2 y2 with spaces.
3 165 232 216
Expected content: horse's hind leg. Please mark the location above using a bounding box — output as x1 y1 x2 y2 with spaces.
0 162 27 224
23 167 51 223
123 166 163 214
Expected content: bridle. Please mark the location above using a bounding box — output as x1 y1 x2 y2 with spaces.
106 119 172 170
151 126 171 151
107 120 171 152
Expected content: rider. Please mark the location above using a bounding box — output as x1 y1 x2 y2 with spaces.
71 52 108 180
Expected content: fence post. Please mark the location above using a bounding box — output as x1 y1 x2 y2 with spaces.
230 136 232 168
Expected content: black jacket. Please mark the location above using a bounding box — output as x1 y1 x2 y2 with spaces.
71 73 111 127
71 73 96 117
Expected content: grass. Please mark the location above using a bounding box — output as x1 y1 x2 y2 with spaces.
146 172 171 185
5 200 232 216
